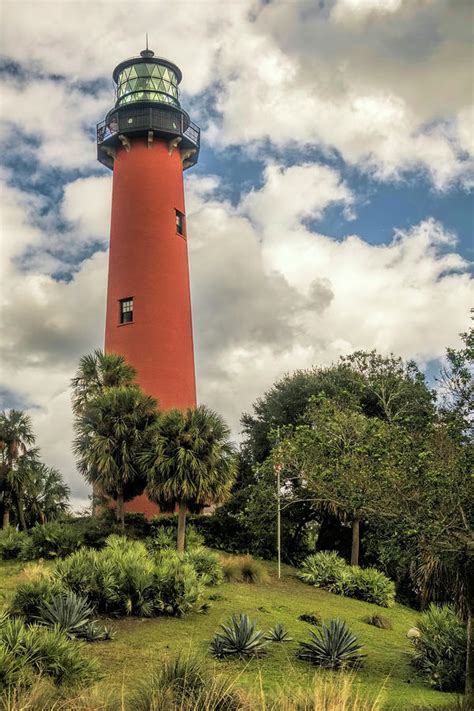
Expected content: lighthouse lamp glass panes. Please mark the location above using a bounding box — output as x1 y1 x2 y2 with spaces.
120 298 133 324
116 63 179 107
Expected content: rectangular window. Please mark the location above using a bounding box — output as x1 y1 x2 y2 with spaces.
175 209 185 236
120 297 133 324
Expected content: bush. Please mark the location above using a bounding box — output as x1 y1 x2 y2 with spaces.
10 576 64 621
28 522 83 559
220 554 269 584
184 547 223 586
130 654 241 711
0 529 29 560
0 616 99 687
53 538 204 619
35 591 95 639
154 557 204 617
298 552 395 607
297 619 365 670
298 551 348 589
411 604 466 692
211 613 269 659
349 567 395 607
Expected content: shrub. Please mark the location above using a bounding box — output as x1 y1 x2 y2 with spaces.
0 529 29 561
266 623 292 642
184 547 223 586
10 576 63 621
220 554 269 584
349 567 395 607
154 557 204 617
298 552 395 607
35 591 95 638
146 527 175 553
0 616 98 687
53 548 119 614
0 644 28 691
363 614 392 630
298 551 347 589
297 619 365 670
411 604 466 692
211 613 269 659
28 522 83 559
298 612 322 626
130 654 241 711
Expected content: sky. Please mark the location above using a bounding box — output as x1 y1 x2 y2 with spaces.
0 0 473 510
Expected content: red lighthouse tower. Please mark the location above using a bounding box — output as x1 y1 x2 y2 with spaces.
97 47 200 517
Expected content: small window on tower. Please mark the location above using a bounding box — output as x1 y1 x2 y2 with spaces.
175 209 185 236
120 298 133 324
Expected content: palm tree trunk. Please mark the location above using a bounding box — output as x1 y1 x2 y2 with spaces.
465 605 473 709
2 495 11 528
16 495 27 530
116 491 125 531
351 517 360 566
177 501 187 553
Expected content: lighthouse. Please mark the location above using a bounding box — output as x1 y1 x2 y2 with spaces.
97 47 199 517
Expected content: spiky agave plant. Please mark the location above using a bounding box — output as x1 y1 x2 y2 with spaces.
211 613 269 659
266 623 293 642
35 591 95 638
297 619 365 670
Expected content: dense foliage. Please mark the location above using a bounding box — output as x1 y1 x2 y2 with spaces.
298 552 395 607
411 604 467 692
11 537 220 621
0 615 98 690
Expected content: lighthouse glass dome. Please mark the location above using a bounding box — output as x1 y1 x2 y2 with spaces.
116 62 180 108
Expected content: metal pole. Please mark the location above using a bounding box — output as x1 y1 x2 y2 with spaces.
277 463 281 580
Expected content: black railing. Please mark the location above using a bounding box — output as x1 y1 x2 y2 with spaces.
96 107 200 151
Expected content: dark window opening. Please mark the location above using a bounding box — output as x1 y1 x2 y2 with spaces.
120 298 133 324
175 209 185 236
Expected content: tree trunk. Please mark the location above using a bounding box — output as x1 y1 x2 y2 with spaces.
465 605 473 709
116 491 124 531
16 495 27 530
2 496 11 528
351 517 360 566
177 501 187 553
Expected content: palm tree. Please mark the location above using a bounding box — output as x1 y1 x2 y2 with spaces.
143 406 237 553
23 463 70 526
0 410 36 528
71 350 138 512
71 349 137 415
74 385 157 529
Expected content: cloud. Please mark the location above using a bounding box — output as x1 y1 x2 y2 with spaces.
0 162 471 507
0 0 472 187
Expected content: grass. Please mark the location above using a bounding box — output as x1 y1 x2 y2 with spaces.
0 557 459 709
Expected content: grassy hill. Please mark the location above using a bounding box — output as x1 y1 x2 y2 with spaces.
0 558 458 709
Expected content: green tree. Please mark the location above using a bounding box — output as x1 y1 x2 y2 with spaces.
23 462 70 526
71 350 138 513
0 410 36 528
74 385 157 529
143 406 237 552
276 397 401 566
71 349 137 416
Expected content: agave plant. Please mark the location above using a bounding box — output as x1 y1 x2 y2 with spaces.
35 590 95 638
266 623 293 642
297 619 365 670
210 613 269 659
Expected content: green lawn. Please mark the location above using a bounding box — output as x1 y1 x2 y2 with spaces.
0 558 459 709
